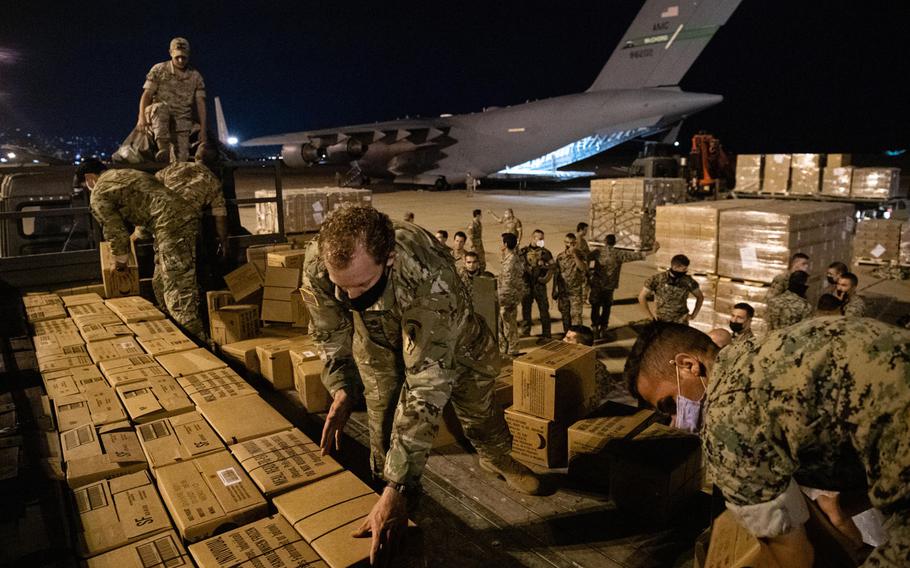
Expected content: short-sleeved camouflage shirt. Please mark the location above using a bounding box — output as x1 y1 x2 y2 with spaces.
766 291 812 330
155 162 226 217
704 317 910 513
590 246 645 291
643 270 699 323
143 61 206 121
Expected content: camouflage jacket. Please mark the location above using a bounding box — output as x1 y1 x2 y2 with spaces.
301 222 500 486
501 217 522 238
765 272 789 301
578 235 590 257
143 61 206 122
704 318 910 520
497 251 527 307
643 270 699 322
451 247 466 266
766 291 812 330
467 218 483 250
554 249 586 297
89 169 191 257
590 246 645 291
518 244 553 288
154 162 226 217
842 293 866 317
731 328 754 344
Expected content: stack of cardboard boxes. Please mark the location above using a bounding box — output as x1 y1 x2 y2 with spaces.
853 219 910 264
733 154 761 193
589 178 687 250
255 186 373 234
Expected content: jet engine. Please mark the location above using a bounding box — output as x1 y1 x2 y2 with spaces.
281 139 366 169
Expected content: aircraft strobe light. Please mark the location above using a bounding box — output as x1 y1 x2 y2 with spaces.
6 152 15 159
674 141 680 147
227 136 239 146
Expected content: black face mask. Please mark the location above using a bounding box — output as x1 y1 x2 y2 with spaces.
788 282 809 297
826 276 837 284
668 269 686 281
347 267 390 312
729 321 744 333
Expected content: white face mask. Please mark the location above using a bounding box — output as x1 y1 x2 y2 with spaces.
536 239 545 248
672 359 707 434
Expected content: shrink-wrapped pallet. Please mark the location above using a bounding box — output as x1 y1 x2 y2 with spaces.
655 201 745 272
590 206 655 251
734 154 762 193
687 275 718 334
851 168 902 199
590 178 686 209
821 166 854 197
790 154 821 195
255 187 373 234
853 219 910 263
761 154 791 193
714 278 769 338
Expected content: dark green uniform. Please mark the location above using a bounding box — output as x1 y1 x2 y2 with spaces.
590 246 645 330
643 270 699 324
554 249 586 330
301 223 512 487
766 290 812 330
704 317 910 567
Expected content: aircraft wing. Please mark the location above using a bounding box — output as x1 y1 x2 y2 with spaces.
242 118 452 146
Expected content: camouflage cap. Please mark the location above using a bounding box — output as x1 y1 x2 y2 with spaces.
169 37 190 55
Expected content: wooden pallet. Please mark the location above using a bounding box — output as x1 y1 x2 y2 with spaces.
854 257 895 266
717 275 772 287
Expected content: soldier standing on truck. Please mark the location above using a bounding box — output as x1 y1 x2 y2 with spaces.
137 37 207 163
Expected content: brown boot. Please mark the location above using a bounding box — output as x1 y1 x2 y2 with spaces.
479 454 542 495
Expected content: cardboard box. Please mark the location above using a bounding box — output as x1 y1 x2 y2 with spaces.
761 154 791 193
504 407 567 468
257 336 313 390
85 530 189 568
274 471 416 568
211 304 260 346
267 249 308 269
42 364 104 400
105 296 166 323
32 317 78 336
61 424 148 488
734 154 762 193
188 515 326 568
84 384 130 426
127 319 181 338
72 470 171 557
136 411 225 471
205 290 235 317
25 302 67 323
156 347 226 377
566 404 657 486
607 423 703 526
224 263 263 302
246 243 293 276
62 292 105 307
87 336 146 363
512 341 597 423
100 354 172 387
176 368 257 405
852 167 902 199
196 394 293 445
33 330 85 352
77 319 135 343
822 166 855 197
54 395 93 431
289 346 329 412
703 510 767 568
156 451 268 542
220 335 287 373
22 292 63 309
116 374 194 423
100 241 140 298
137 331 196 356
230 429 343 496
36 348 93 373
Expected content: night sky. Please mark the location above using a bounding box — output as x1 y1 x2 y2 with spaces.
1 0 906 154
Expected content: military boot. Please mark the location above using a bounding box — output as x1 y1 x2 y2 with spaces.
155 141 172 162
479 454 542 495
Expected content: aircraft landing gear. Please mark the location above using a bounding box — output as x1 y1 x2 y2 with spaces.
433 176 450 191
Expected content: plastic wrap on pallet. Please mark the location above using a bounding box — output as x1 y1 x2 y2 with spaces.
590 178 686 209
790 167 821 195
325 188 373 212
827 154 851 168
591 205 655 251
714 278 769 338
255 187 372 234
761 154 791 194
821 166 854 197
851 168 902 199
735 155 762 193
791 154 821 168
687 275 717 333
717 201 854 283
853 219 908 263
655 201 745 272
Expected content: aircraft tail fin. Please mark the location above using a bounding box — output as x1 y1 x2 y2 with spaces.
587 0 741 91
214 96 229 145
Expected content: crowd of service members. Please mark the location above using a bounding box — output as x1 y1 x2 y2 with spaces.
427 205 909 568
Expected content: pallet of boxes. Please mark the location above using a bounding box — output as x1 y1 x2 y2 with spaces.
255 186 373 235
22 282 418 567
655 199 854 336
589 178 687 249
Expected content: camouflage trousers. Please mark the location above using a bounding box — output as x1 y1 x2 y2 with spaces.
144 102 191 162
151 220 205 340
863 509 909 567
557 290 584 331
352 313 512 481
499 303 520 355
521 284 551 337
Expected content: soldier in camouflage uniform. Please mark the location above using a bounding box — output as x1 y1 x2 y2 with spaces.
767 270 813 330
728 302 755 343
590 234 652 336
489 208 523 245
553 233 587 331
638 253 702 325
497 233 526 356
824 261 849 296
765 252 810 301
301 205 540 562
519 229 554 340
467 209 485 272
137 37 207 163
451 231 468 269
77 160 205 339
154 144 229 311
836 272 867 317
624 318 910 568
457 251 492 294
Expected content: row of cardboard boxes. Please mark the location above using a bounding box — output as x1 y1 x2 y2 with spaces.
735 153 903 199
254 187 373 234
23 289 411 567
589 178 689 250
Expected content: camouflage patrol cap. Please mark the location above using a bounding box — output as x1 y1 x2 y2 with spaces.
169 37 190 55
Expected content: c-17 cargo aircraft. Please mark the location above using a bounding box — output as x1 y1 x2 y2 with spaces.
242 0 743 188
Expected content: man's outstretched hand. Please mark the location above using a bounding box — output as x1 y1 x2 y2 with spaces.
320 389 353 456
353 486 408 567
